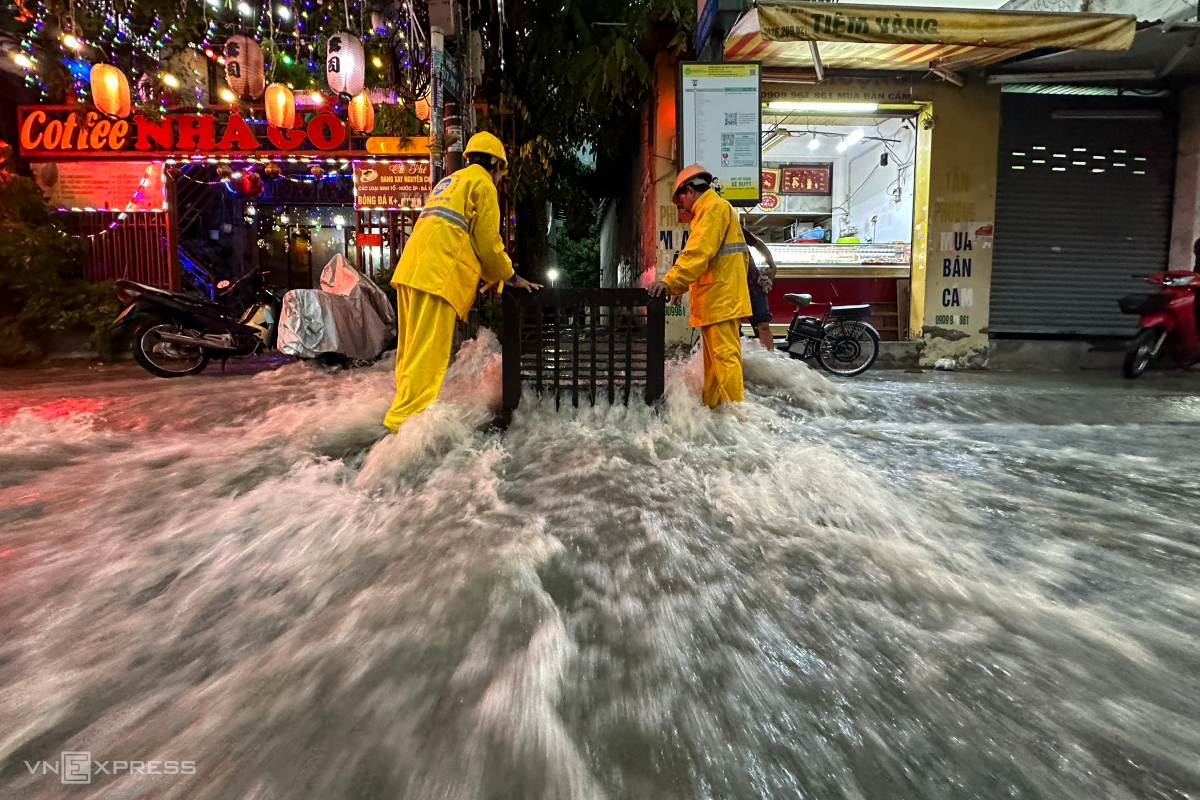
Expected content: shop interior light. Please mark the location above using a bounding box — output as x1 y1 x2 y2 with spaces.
220 88 236 102
12 53 33 68
334 215 345 228
836 140 847 152
62 34 83 50
845 128 864 146
277 5 290 19
769 101 878 113
162 73 179 88
807 135 820 151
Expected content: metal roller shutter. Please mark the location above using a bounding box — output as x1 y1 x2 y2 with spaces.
990 94 1176 336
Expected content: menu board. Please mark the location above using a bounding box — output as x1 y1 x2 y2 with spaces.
679 61 761 206
353 161 431 209
31 161 165 212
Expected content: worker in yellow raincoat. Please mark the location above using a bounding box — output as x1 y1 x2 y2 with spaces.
649 164 752 408
384 131 541 432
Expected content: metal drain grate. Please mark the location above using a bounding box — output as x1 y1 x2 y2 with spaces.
501 289 666 424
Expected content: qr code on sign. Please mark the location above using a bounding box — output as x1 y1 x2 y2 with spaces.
724 113 737 125
721 134 735 146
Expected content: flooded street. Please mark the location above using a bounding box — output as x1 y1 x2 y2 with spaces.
1 342 1198 799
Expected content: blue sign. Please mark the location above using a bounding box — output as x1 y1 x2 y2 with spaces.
696 0 718 51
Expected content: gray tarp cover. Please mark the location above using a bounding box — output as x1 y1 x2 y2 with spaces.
277 254 396 360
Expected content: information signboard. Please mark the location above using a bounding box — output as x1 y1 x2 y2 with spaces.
679 62 762 207
353 161 431 209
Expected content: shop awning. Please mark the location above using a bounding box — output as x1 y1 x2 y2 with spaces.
725 3 1136 72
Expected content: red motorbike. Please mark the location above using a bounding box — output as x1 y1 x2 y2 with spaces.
1119 271 1200 378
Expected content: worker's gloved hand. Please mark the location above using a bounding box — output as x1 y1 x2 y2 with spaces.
647 280 670 298
507 275 542 292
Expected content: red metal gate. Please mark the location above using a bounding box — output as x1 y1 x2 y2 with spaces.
354 209 420 280
75 212 178 290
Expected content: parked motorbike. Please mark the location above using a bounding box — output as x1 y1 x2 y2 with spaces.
1119 271 1200 378
114 270 282 378
778 293 880 376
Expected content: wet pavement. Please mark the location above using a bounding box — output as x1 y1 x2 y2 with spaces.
1 343 1198 799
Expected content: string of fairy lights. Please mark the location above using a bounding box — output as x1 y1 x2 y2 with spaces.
9 0 431 108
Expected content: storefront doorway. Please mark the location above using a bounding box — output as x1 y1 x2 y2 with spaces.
748 105 924 340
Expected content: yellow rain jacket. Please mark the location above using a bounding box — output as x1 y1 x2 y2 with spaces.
391 163 514 319
661 188 752 328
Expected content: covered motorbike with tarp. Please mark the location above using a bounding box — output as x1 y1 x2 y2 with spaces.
277 254 397 361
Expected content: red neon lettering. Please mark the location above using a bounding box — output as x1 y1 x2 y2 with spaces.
136 116 174 150
175 115 217 150
307 113 346 150
20 110 47 150
268 124 306 150
217 114 260 150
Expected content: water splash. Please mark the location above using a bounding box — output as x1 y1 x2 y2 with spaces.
0 336 1198 799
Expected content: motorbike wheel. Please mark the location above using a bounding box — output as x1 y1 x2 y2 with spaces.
132 322 210 378
1122 327 1160 379
817 320 880 377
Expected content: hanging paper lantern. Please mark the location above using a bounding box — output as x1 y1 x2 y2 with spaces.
263 163 282 179
414 94 431 122
224 35 265 99
348 91 374 133
310 165 325 179
325 32 365 97
90 64 131 118
235 172 264 197
264 83 296 129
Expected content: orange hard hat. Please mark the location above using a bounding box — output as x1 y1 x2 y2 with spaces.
673 163 714 198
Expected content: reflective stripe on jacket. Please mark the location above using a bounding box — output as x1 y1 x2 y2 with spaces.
661 189 753 328
391 164 514 320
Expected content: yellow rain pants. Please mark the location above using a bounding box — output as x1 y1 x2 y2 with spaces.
383 285 458 433
700 319 744 408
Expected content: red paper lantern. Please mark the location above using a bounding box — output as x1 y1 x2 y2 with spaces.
414 95 431 122
264 83 295 129
90 64 131 118
348 91 374 133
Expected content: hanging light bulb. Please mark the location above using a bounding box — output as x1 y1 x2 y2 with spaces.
13 53 34 69
264 83 295 128
836 140 848 152
808 135 820 151
372 56 382 68
277 4 291 20
162 73 179 88
220 87 237 103
348 91 374 133
238 1 253 16
62 34 83 50
90 64 131 118
310 90 323 104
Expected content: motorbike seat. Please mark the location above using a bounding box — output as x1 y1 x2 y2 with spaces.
830 303 871 319
785 293 813 307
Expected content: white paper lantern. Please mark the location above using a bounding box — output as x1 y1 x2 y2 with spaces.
325 32 365 97
224 35 265 99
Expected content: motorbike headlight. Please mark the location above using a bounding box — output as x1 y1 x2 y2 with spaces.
115 283 140 304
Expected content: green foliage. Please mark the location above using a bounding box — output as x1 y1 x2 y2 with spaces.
0 172 122 365
497 0 694 273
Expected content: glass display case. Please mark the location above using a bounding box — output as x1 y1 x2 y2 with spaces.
758 242 911 277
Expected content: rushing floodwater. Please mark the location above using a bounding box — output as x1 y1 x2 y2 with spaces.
1 338 1199 800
